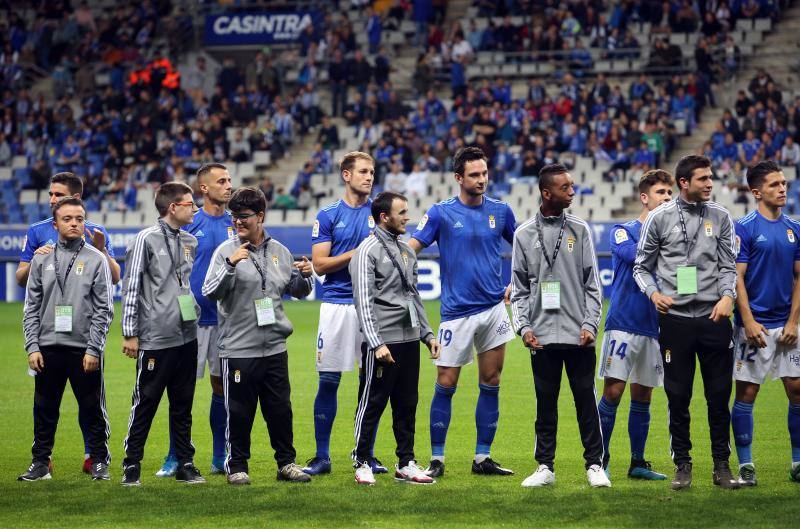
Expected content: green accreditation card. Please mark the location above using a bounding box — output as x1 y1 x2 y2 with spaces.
408 300 420 329
541 281 561 310
676 266 698 295
178 294 197 321
254 297 276 326
54 305 73 333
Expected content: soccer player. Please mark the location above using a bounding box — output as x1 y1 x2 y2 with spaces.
350 192 440 485
409 146 517 477
156 163 235 478
597 170 674 481
731 160 800 485
16 171 120 474
203 187 313 485
19 198 113 481
510 163 609 488
633 154 740 490
304 151 386 475
120 182 204 486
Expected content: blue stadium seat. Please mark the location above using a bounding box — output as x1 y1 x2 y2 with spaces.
7 209 23 224
13 167 31 188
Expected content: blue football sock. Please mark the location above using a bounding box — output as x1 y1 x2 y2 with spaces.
210 393 227 460
732 400 754 466
628 400 651 461
789 403 800 464
475 384 499 457
430 383 456 459
313 372 341 459
598 396 618 464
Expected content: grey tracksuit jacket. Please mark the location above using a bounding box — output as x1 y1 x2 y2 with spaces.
633 197 737 318
510 211 603 346
350 226 434 350
121 221 199 350
23 237 114 357
202 231 313 358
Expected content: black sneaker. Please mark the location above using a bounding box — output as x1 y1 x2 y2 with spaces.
671 462 692 490
425 459 445 478
175 462 206 484
18 461 51 481
712 460 741 489
91 461 110 481
738 464 757 486
471 457 514 476
121 464 141 487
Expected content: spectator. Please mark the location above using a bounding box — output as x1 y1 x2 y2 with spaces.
291 162 315 197
230 129 251 163
273 187 296 210
779 136 800 178
0 132 10 166
347 50 372 96
328 50 348 117
260 176 275 205
318 116 340 151
366 7 383 55
296 183 313 210
384 161 407 193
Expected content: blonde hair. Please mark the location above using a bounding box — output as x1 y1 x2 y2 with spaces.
339 151 374 174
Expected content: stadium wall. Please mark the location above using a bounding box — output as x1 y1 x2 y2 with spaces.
0 224 619 302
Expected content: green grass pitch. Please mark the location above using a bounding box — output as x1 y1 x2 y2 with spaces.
0 301 798 528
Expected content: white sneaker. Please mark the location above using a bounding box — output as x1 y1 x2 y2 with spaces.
521 464 555 487
395 461 435 484
355 462 376 485
587 464 611 487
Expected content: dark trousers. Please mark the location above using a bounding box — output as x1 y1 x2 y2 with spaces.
123 340 197 467
354 341 420 467
32 347 109 465
658 314 733 465
532 345 603 470
222 353 296 473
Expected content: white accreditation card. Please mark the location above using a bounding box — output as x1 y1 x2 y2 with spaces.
541 281 561 310
254 298 276 326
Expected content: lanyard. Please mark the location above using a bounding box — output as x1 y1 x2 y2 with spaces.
248 238 272 293
158 220 184 288
376 233 413 295
675 202 705 260
53 240 85 295
535 215 567 270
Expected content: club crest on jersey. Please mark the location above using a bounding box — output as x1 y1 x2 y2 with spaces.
227 226 235 239
147 358 155 371
735 235 741 254
368 216 375 229
665 349 671 363
312 220 320 238
615 229 628 244
704 220 713 237
184 246 191 261
788 229 796 243
489 215 496 229
75 261 84 276
402 252 408 267
272 255 279 268
735 360 743 372
417 214 428 230
234 369 241 383
567 236 575 252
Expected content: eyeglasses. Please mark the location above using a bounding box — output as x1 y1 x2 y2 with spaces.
232 212 258 222
173 201 197 208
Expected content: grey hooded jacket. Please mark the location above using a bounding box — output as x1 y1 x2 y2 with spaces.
202 231 312 358
510 211 602 346
24 237 114 357
121 221 199 350
350 226 434 350
632 197 736 318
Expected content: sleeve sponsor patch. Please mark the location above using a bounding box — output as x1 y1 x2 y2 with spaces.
312 220 320 238
614 229 628 244
417 214 428 231
735 235 741 254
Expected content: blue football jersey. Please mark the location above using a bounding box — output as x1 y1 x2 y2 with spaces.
184 208 236 325
21 217 115 262
735 211 800 328
312 199 374 304
412 196 516 321
604 220 659 338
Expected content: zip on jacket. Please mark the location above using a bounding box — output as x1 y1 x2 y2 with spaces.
510 211 602 346
202 230 312 358
633 197 736 318
23 237 114 357
121 221 199 350
350 226 434 350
